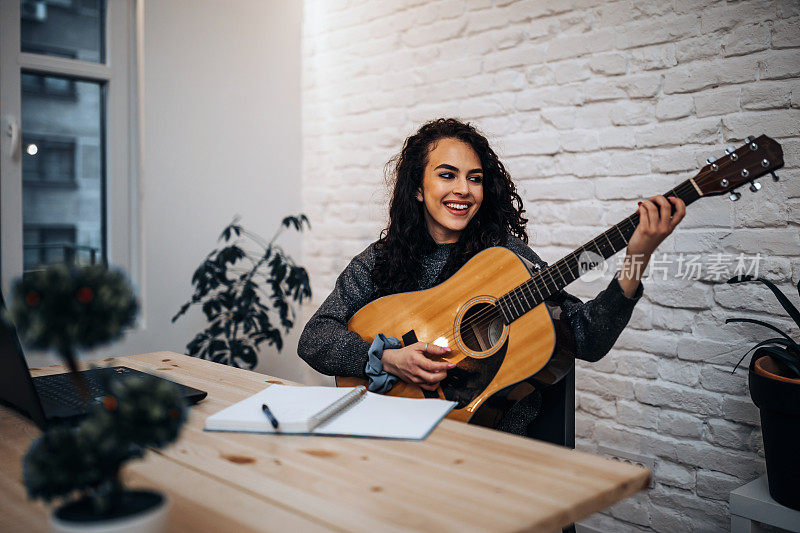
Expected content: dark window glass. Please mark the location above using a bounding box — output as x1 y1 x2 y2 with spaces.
21 73 105 271
22 136 76 184
23 225 77 269
20 0 105 63
22 72 78 98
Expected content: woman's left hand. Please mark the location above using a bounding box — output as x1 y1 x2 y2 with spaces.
626 195 686 258
617 195 686 298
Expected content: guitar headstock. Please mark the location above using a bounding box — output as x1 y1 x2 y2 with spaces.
695 135 784 199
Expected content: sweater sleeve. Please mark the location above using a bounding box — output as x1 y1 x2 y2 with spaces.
297 245 377 378
503 236 642 363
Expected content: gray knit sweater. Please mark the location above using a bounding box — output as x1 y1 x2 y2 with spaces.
298 235 642 436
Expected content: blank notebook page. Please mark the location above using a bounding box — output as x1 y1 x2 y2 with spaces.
205 385 455 440
315 390 455 439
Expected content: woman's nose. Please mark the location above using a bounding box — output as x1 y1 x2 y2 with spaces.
453 176 469 194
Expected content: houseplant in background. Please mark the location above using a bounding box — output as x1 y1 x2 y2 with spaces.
173 215 312 369
727 275 800 511
6 264 187 531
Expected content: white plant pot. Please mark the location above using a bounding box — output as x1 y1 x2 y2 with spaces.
50 491 168 533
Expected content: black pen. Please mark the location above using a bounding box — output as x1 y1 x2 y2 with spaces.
261 403 279 429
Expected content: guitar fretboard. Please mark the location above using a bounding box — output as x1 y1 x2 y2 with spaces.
495 179 702 324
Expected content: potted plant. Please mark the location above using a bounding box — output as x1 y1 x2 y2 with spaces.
727 275 800 511
172 215 312 369
24 374 186 532
6 263 187 531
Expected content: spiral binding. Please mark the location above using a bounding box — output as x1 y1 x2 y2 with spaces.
307 385 367 432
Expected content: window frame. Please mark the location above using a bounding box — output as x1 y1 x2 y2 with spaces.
0 0 140 297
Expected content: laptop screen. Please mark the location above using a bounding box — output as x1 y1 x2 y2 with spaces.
0 292 47 428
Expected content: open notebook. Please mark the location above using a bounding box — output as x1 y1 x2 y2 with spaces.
205 385 456 440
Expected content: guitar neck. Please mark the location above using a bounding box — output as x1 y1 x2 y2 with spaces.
494 134 783 325
495 178 701 323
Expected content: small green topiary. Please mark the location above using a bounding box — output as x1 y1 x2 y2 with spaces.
6 264 138 376
23 374 187 514
6 263 186 516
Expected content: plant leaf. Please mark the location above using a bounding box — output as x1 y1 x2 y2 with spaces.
732 337 800 373
281 216 297 230
753 346 800 379
219 217 243 242
172 302 191 322
726 275 800 329
725 318 797 345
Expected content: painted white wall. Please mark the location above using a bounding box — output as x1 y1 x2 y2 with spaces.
26 0 312 384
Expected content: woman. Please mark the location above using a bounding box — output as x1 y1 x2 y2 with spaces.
298 118 685 437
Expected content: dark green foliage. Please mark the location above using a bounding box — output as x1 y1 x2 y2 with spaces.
727 276 800 378
6 264 138 353
173 215 311 369
23 374 187 515
6 263 139 383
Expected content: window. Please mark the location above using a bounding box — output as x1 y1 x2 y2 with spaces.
23 224 79 269
22 135 77 185
1 0 138 289
21 71 78 98
21 0 105 63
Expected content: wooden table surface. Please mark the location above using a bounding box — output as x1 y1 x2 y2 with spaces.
0 352 650 532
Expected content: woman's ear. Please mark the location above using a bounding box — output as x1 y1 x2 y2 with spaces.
416 188 423 202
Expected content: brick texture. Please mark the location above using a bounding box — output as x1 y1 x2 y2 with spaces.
301 1 800 530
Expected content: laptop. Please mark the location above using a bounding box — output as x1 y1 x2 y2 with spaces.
0 292 207 428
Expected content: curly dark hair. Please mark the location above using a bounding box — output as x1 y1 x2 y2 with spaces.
372 118 528 297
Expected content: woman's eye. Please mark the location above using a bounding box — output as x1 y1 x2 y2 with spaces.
439 172 455 179
470 175 483 183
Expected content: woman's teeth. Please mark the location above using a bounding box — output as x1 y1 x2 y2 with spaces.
445 203 469 210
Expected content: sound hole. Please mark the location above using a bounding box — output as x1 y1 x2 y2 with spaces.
459 302 503 352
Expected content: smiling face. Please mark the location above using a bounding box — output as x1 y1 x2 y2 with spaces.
416 138 484 244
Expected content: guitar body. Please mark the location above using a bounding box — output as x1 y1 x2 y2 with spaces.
336 247 556 423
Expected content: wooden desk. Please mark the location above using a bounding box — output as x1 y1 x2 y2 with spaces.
0 352 650 532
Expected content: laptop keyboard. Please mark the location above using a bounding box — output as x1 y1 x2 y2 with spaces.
33 372 109 409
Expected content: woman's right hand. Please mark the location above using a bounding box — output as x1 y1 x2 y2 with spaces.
381 342 454 391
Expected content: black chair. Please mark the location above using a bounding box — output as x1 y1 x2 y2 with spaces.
526 366 575 448
527 361 576 533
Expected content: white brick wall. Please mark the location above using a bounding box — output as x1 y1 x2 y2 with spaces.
301 1 799 530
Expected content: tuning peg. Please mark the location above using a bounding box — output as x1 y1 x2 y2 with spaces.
706 157 716 164
725 146 736 154
729 191 741 202
749 181 761 192
771 172 779 181
746 136 756 143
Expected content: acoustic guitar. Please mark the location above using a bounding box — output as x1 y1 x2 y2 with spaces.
336 135 785 423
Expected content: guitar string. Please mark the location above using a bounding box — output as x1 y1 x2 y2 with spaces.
435 155 745 349
431 200 663 348
429 179 697 347
444 147 756 338
425 152 753 351
440 148 761 351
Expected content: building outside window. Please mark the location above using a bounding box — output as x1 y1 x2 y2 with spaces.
22 135 77 184
23 224 77 268
0 0 137 290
